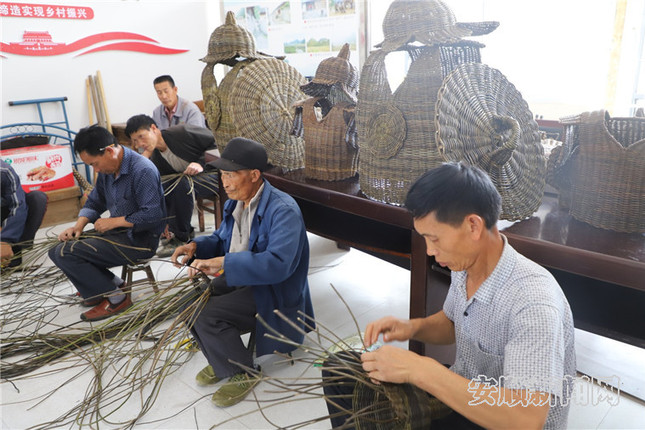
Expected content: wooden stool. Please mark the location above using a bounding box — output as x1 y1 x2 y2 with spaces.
120 261 158 293
196 195 222 232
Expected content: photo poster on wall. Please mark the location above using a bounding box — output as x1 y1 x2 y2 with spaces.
222 0 360 78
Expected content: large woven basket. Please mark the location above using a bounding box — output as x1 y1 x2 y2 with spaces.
435 63 546 221
548 110 645 232
293 97 358 180
356 42 483 205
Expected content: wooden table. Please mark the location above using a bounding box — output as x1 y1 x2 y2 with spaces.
207 157 645 356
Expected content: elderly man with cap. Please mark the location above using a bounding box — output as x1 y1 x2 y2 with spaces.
171 137 314 407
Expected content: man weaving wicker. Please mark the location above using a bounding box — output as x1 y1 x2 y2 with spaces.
323 162 575 429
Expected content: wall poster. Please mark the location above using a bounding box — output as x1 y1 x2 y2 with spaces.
222 0 360 78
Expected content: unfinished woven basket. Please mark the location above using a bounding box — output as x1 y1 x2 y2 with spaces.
357 42 483 205
293 97 358 180
435 63 545 221
549 110 645 232
228 58 306 171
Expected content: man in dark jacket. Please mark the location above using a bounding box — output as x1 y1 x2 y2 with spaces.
125 114 217 256
171 137 314 408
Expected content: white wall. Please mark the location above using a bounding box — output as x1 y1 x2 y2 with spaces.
1 1 224 132
368 0 644 119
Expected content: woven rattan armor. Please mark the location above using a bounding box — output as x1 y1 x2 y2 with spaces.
549 110 645 232
293 97 358 181
356 43 482 205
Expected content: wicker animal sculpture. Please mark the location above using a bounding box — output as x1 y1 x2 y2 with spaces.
434 63 546 221
201 11 306 171
356 0 497 204
547 110 645 232
292 44 359 180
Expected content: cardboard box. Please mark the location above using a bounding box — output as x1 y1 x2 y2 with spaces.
41 186 81 227
0 144 75 193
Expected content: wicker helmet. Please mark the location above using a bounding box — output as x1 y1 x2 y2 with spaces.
375 0 499 52
201 11 273 66
300 43 359 101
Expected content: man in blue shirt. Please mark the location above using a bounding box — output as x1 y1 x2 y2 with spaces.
171 137 314 408
1 160 28 266
49 125 166 322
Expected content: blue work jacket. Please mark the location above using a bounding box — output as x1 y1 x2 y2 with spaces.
192 179 314 356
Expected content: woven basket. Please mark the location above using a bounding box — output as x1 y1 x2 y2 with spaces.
549 110 645 232
293 97 358 180
435 63 545 221
353 381 452 430
228 58 306 171
356 42 482 205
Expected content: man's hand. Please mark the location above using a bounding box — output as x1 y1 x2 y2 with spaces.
58 225 84 241
364 316 416 347
361 344 425 385
1 242 14 265
171 242 197 267
94 217 120 233
183 162 203 176
189 257 224 278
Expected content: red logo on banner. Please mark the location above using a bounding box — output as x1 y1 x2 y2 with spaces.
0 31 189 57
0 2 94 19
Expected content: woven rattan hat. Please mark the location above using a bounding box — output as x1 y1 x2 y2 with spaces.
201 11 274 66
301 44 359 102
375 0 498 52
435 63 546 221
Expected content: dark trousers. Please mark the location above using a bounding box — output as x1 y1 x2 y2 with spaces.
48 230 157 299
187 283 257 379
322 369 484 430
163 174 218 242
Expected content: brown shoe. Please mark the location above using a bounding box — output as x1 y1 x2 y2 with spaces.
80 296 132 322
74 291 103 307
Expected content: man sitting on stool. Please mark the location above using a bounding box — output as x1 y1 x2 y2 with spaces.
49 125 166 322
171 137 314 407
125 114 218 257
1 160 47 268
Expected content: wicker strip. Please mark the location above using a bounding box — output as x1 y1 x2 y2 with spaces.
295 97 358 181
228 58 306 171
435 63 545 221
556 110 645 232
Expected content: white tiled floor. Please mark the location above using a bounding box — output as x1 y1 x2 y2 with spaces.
2 217 644 429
